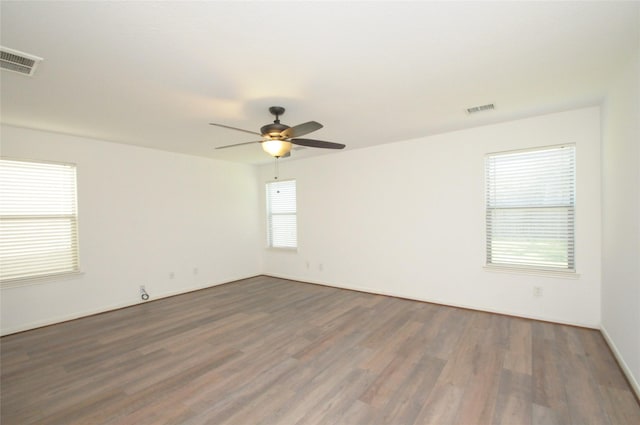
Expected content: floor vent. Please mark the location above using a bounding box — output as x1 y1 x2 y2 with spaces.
1 47 43 76
466 103 495 114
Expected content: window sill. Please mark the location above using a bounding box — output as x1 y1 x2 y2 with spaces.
266 247 298 253
1 271 85 289
483 265 579 279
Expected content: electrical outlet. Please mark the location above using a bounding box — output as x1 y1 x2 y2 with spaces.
193 267 199 275
169 272 175 279
319 263 324 272
306 261 310 269
533 286 543 297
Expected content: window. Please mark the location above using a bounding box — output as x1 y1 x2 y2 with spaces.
485 145 575 272
266 180 297 249
0 159 80 283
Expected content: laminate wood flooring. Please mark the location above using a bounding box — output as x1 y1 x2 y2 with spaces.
2 276 639 424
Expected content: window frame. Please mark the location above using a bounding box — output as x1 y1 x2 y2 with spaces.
0 157 81 286
265 179 297 250
484 144 576 275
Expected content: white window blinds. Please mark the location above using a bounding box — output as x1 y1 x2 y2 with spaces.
266 180 297 249
485 145 575 271
0 159 80 283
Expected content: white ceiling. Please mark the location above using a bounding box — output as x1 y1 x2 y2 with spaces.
1 1 638 164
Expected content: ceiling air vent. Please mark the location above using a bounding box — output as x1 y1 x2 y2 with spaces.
1 47 43 76
466 103 495 114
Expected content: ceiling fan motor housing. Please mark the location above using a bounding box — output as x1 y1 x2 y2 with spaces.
261 122 289 139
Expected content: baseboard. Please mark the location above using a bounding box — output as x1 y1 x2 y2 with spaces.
1 299 139 336
263 273 599 329
3 271 602 335
0 274 256 336
600 325 640 400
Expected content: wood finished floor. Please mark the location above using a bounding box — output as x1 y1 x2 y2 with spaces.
1 276 639 425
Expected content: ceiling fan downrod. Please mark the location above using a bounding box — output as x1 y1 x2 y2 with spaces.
269 106 285 123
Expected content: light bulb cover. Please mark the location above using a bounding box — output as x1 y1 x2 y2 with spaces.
262 140 292 157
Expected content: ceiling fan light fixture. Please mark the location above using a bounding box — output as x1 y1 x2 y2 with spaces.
262 140 292 158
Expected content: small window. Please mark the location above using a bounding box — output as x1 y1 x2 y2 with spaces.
0 158 80 283
485 145 575 272
266 180 297 249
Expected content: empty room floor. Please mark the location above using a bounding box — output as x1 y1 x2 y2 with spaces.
1 276 639 425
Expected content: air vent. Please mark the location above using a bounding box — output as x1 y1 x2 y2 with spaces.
466 103 495 114
1 47 43 76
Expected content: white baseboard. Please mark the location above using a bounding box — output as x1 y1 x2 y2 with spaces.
263 273 599 329
0 274 255 336
600 325 640 400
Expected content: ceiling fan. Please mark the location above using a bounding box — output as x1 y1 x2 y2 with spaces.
210 106 346 158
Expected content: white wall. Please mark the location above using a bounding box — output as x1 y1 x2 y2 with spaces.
1 108 605 334
258 107 602 327
0 125 261 335
601 50 640 395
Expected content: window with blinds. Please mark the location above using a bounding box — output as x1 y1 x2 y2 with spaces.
485 145 575 272
0 159 80 283
266 180 297 249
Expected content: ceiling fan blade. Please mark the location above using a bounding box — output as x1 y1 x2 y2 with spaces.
281 121 323 139
215 140 262 150
209 123 261 136
291 138 345 149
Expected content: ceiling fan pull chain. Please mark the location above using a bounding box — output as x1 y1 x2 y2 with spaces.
274 157 279 180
